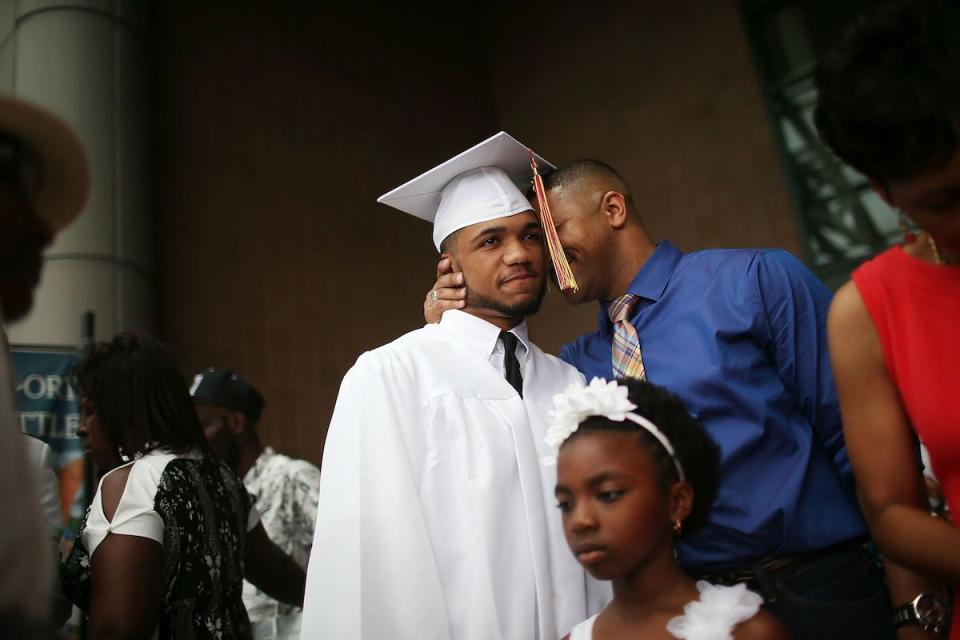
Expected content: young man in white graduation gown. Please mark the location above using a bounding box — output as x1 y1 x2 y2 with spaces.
301 133 609 640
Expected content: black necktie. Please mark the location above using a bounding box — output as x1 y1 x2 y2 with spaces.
500 331 523 398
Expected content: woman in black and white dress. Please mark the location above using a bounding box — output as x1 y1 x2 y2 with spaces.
61 334 305 640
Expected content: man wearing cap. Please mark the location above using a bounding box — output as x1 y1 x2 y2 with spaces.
0 97 89 636
191 367 318 640
301 133 608 640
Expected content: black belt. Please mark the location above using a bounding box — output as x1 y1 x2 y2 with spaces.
697 538 876 592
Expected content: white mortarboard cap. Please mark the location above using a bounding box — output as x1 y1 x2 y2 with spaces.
377 131 555 250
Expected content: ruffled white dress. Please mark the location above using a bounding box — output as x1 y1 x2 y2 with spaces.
569 581 764 640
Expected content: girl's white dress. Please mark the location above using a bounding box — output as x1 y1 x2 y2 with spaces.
569 581 764 640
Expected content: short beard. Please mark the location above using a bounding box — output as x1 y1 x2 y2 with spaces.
466 280 547 319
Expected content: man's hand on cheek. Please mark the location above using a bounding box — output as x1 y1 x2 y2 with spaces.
424 257 467 323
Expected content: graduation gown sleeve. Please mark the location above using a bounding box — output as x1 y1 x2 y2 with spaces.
300 351 451 640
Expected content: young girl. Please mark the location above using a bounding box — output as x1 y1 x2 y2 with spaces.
550 378 788 640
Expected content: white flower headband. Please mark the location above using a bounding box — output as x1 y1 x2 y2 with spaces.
544 377 686 482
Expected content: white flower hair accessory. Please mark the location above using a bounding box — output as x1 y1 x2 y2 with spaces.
545 378 635 451
543 377 686 483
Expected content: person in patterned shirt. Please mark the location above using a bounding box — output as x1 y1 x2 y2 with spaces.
190 367 319 640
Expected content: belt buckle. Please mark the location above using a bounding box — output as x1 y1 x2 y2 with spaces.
710 569 752 588
706 567 774 603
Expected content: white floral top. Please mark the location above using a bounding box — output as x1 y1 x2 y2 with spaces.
242 447 321 624
569 581 764 640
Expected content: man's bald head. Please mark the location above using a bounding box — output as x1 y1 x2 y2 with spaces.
529 158 653 305
540 159 635 210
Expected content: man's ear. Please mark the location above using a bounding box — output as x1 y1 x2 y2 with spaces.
225 411 247 437
868 177 894 208
668 481 694 527
601 191 629 229
441 251 461 273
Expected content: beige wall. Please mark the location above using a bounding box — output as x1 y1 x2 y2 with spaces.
157 1 802 465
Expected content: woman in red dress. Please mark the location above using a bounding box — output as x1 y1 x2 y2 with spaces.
816 1 960 636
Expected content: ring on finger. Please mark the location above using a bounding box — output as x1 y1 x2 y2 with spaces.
430 290 439 303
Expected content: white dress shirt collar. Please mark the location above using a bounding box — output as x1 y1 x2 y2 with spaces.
437 309 530 364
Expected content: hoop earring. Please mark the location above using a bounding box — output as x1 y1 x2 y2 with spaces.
899 212 916 244
673 519 683 535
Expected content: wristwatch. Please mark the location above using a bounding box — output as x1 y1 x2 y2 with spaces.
892 592 949 634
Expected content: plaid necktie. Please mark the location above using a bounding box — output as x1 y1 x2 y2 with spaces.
607 294 646 380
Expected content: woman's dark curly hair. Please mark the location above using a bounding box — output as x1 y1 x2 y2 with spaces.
72 333 210 464
561 378 720 535
814 0 960 183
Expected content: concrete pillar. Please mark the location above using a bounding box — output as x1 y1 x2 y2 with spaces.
0 0 154 346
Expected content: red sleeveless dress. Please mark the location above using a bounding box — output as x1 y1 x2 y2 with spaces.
853 246 960 637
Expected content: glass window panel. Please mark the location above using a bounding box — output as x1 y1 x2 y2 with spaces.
741 0 900 286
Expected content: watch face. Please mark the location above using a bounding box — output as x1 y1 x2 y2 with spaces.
915 593 948 630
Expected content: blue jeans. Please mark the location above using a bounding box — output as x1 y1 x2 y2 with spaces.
747 544 896 640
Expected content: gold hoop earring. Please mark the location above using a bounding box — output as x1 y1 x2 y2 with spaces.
673 520 683 535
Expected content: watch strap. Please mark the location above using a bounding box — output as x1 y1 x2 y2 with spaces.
892 602 919 628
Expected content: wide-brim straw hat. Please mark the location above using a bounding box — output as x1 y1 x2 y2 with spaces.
0 95 89 232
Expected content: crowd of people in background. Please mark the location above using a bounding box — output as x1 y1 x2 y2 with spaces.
191 367 321 639
0 0 957 638
62 335 306 638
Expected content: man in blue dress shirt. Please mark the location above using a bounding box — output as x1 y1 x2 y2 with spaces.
427 159 922 639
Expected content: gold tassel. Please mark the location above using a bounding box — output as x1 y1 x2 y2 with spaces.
530 152 578 292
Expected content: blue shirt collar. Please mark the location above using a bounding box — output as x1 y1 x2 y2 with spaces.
597 240 683 329
625 240 682 301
